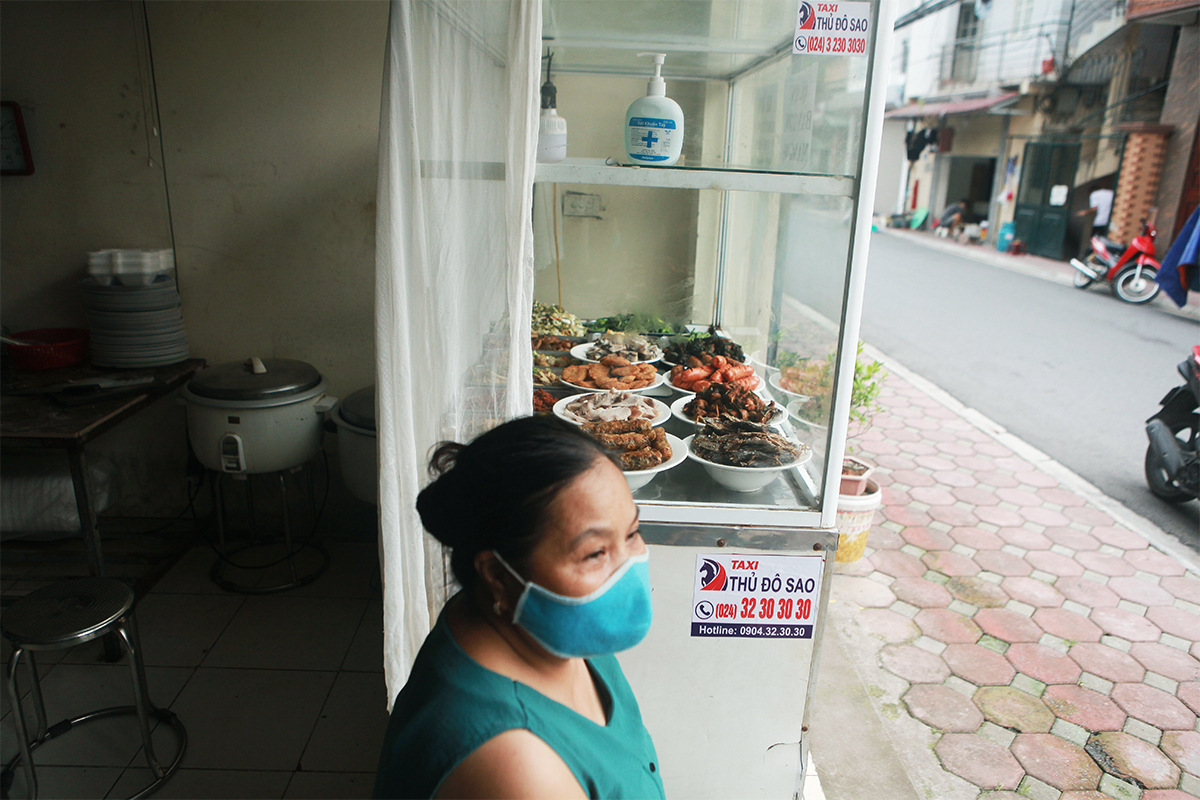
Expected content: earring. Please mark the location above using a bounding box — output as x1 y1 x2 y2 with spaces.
493 601 505 616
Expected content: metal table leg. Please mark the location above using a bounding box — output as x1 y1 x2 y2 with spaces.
66 444 123 662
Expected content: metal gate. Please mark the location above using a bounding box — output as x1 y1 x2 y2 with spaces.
1013 142 1080 259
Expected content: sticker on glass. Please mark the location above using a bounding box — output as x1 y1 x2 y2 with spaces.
691 553 824 639
793 1 871 56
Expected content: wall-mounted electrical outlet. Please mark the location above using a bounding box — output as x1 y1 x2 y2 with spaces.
562 191 602 218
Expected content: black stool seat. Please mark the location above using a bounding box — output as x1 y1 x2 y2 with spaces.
3 578 133 648
2 578 186 799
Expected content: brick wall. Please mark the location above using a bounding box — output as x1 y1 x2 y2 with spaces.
1109 123 1173 243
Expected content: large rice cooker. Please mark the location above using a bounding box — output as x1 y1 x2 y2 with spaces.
331 386 377 504
181 357 337 474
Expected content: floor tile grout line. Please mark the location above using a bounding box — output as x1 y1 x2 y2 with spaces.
861 341 1200 575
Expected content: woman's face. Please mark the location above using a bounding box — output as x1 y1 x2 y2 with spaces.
522 456 644 598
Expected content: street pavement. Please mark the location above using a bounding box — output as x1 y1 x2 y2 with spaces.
808 337 1200 800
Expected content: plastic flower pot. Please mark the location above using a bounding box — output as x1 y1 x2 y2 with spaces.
835 478 881 563
839 456 876 496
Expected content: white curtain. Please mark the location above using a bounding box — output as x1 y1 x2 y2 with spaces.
375 0 541 707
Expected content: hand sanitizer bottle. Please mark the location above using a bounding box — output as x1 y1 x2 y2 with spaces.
624 53 684 166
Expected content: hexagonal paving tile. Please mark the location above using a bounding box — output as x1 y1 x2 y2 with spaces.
1031 608 1103 643
995 487 1044 506
1128 642 1200 683
903 684 985 732
1058 793 1113 800
1001 576 1065 608
973 685 1055 732
1124 549 1186 577
1177 681 1199 715
880 643 950 683
974 506 1026 527
934 733 1024 790
1110 682 1196 730
890 577 953 609
996 526 1053 551
1068 643 1146 684
1076 552 1137 578
1042 684 1126 731
835 576 897 608
867 525 905 550
899 526 954 551
947 526 1005 551
1090 607 1162 642
1026 551 1086 578
1036 487 1088 508
943 643 1016 685
1160 575 1200 605
1063 506 1116 527
973 550 1033 578
944 577 1009 608
857 608 921 643
929 506 983 528
1012 733 1102 792
921 551 981 577
1055 577 1120 609
1006 643 1083 685
1085 732 1181 790
951 486 1001 506
1106 577 1175 607
883 504 933 527
1042 526 1102 551
914 608 983 644
1087 526 1149 550
1144 605 1199 640
1018 506 1073 527
909 485 958 506
1139 792 1200 800
870 550 928 579
1159 730 1200 777
974 608 1044 644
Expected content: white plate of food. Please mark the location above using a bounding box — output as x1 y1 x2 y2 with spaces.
559 369 666 394
786 400 829 432
670 394 786 427
554 391 670 427
570 342 662 365
683 430 812 493
767 372 814 401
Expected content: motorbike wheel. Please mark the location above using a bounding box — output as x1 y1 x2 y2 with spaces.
1073 251 1102 289
1113 265 1160 304
1144 425 1196 503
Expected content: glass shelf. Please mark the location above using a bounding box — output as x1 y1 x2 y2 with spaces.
534 159 855 196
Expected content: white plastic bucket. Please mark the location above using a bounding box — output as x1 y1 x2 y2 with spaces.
835 479 881 563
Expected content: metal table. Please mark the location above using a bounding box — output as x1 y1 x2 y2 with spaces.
1 359 205 577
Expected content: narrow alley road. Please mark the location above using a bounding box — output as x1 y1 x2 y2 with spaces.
856 232 1199 550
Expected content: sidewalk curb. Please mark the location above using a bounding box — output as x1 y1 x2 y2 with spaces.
876 228 1200 322
861 341 1200 575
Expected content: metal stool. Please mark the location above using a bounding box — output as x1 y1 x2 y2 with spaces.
208 459 329 594
1 579 186 799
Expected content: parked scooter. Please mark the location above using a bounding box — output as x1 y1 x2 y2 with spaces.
1070 218 1161 304
1145 345 1200 503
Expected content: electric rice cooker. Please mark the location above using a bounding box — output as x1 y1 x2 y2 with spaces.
332 386 377 504
180 357 337 474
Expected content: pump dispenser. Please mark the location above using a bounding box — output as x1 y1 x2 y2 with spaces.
537 53 567 163
624 53 684 166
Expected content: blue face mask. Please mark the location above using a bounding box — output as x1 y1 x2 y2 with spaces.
493 550 653 658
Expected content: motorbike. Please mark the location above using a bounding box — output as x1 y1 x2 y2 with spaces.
1145 345 1200 503
1070 218 1161 304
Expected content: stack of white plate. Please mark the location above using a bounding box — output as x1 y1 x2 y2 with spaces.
81 275 191 368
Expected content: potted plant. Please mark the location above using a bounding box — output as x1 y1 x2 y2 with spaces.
832 344 887 563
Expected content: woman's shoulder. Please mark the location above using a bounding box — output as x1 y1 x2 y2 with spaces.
434 729 587 800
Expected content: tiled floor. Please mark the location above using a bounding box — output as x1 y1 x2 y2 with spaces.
814 352 1200 800
1 540 388 799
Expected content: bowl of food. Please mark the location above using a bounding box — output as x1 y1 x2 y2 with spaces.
555 391 670 427
572 333 662 364
671 383 784 427
580 420 686 490
767 372 810 401
684 420 811 493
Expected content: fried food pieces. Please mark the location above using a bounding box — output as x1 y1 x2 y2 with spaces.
683 382 778 423
692 418 807 468
562 357 658 390
581 419 673 471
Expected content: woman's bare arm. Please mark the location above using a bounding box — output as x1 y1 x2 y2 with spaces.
434 729 588 800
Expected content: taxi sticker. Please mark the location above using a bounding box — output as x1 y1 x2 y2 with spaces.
690 553 824 639
793 1 871 56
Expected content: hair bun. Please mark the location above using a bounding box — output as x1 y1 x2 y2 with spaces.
416 471 466 548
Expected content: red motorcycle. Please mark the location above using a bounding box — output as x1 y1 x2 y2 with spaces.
1070 218 1161 304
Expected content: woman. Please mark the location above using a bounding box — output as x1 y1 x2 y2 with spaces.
374 415 664 799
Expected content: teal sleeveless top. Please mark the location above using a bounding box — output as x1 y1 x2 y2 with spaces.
373 610 666 799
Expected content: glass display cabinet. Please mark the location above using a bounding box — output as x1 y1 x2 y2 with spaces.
533 0 890 530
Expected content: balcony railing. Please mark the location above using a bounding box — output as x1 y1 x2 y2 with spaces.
937 21 1069 88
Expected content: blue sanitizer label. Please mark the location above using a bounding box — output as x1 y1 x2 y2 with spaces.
628 117 677 162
